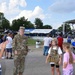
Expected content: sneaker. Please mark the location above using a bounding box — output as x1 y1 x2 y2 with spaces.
9 57 13 59
2 57 5 59
6 57 8 59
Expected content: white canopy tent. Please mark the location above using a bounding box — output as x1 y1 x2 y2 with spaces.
30 29 52 34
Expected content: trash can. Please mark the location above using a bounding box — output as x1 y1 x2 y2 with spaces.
36 40 40 48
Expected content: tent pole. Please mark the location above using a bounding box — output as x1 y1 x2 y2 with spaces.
63 23 65 36
72 24 74 30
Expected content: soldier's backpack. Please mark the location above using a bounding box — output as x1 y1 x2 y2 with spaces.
48 47 59 65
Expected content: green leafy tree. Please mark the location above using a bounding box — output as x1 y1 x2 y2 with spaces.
0 12 4 19
11 17 34 31
58 23 71 33
23 21 34 29
0 12 10 29
43 25 52 29
11 19 19 31
34 18 43 29
2 18 10 29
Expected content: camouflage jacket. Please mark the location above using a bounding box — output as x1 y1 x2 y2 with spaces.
12 34 28 54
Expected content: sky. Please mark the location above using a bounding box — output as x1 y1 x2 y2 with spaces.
0 0 75 29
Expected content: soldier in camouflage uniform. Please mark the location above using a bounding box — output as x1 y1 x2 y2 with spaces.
12 26 28 75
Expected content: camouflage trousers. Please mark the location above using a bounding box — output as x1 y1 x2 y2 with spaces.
13 55 25 75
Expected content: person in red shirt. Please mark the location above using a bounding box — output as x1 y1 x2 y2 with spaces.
57 34 63 50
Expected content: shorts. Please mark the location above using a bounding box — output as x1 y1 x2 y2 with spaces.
6 48 12 53
51 64 59 68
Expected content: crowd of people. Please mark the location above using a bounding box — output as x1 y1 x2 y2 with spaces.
0 31 13 59
0 26 28 75
43 34 75 75
0 27 75 75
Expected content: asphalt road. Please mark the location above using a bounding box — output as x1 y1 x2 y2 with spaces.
0 50 75 75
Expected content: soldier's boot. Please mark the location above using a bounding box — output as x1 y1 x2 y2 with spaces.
18 72 23 75
13 73 18 75
13 68 18 75
13 72 18 75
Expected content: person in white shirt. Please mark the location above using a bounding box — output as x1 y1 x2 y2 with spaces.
6 32 13 59
43 34 52 56
46 39 62 75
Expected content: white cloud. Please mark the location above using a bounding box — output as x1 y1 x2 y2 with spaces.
0 0 45 24
9 0 27 9
10 6 45 22
33 6 43 15
9 0 19 10
0 0 27 15
49 0 75 13
0 2 7 13
19 0 27 7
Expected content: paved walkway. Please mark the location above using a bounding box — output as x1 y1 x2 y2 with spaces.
0 46 75 75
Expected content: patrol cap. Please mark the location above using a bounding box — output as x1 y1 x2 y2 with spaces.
19 26 25 30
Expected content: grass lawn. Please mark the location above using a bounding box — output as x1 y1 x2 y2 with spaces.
28 38 36 46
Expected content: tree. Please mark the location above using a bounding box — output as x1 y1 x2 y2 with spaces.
0 12 4 28
11 17 34 31
43 25 52 29
34 18 43 29
2 18 10 29
11 19 19 31
58 23 71 33
0 12 4 20
23 21 34 29
0 12 10 29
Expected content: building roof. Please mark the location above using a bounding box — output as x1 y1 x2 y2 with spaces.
30 29 52 34
64 19 75 24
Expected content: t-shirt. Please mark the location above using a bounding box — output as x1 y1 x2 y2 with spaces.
6 36 12 48
48 46 62 64
57 36 63 49
63 52 75 71
44 37 52 46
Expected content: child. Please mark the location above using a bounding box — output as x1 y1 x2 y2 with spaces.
46 39 62 75
62 42 75 75
0 39 7 58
